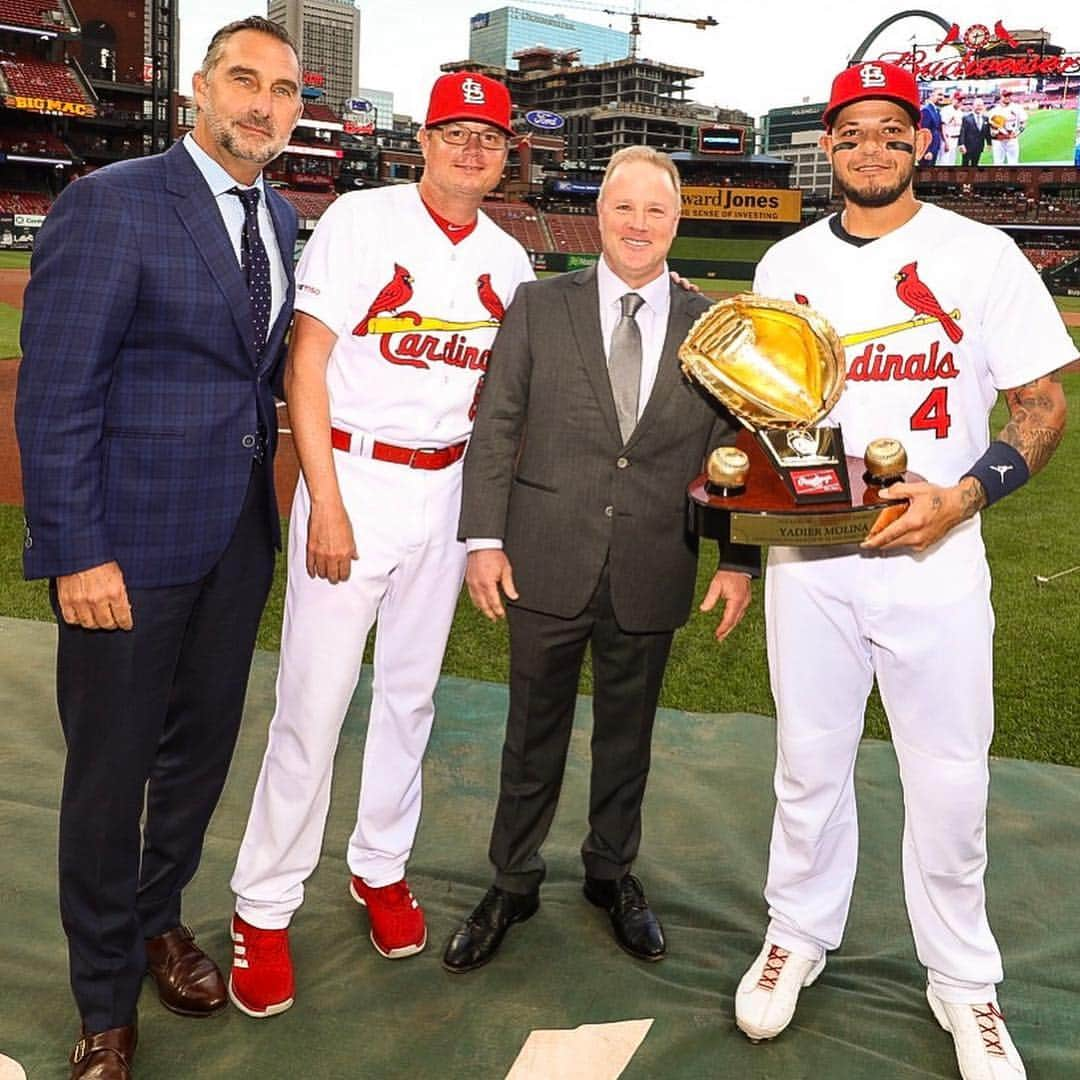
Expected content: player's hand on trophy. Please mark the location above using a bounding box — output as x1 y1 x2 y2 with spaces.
466 549 519 621
861 478 980 553
699 570 752 643
56 560 133 631
306 499 358 583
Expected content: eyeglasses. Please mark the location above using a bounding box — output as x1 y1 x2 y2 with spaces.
433 124 509 151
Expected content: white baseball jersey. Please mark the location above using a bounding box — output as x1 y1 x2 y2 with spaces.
940 104 963 142
987 101 1026 139
295 184 534 446
754 201 1075 580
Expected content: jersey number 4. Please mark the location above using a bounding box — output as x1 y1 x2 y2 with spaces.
910 387 951 439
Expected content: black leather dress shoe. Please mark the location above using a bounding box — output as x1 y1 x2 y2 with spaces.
584 873 666 961
442 886 540 973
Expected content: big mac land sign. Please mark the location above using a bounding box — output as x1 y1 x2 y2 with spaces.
3 94 96 118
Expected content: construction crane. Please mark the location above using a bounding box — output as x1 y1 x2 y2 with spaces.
524 0 718 59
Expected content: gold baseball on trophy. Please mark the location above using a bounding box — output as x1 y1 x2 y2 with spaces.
864 438 908 484
707 446 750 490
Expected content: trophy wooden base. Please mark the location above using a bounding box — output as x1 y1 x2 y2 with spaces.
689 432 918 547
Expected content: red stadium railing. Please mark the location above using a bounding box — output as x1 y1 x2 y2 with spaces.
0 129 70 157
0 58 92 106
277 189 338 219
0 190 53 214
482 203 553 252
545 213 601 253
0 0 78 33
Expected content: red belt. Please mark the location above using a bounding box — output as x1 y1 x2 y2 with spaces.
330 427 467 470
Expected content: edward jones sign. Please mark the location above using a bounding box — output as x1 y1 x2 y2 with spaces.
681 187 802 223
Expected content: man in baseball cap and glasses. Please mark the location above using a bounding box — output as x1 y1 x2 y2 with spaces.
226 70 534 1017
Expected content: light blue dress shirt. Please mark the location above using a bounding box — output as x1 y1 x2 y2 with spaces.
182 132 288 332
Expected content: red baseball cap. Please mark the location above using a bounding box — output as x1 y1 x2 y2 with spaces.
823 61 921 128
425 72 514 136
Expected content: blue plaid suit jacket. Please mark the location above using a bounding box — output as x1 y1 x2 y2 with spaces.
16 141 297 587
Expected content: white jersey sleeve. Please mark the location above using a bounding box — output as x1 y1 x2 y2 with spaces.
975 238 1078 390
293 194 360 338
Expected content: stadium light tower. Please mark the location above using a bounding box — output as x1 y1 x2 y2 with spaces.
524 0 718 59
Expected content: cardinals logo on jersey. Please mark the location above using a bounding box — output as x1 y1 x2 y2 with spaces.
476 274 505 322
353 264 420 336
894 262 963 343
351 266 506 371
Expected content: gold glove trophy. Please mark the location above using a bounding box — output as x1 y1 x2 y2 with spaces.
680 295 916 546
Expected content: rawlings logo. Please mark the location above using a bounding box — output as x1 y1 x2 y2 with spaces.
791 469 844 495
461 77 485 104
858 63 887 88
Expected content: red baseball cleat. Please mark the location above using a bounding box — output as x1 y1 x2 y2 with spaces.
349 876 427 959
228 914 295 1018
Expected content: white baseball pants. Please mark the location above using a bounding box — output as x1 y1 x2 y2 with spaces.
232 451 467 928
762 546 1003 1003
991 138 1020 165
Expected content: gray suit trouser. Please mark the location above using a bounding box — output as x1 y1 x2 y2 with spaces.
489 563 673 893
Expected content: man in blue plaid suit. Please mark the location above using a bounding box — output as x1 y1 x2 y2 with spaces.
15 17 303 1079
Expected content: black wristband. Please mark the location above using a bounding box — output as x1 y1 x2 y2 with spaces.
962 441 1030 506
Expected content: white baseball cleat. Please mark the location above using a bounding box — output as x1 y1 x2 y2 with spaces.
735 940 826 1042
926 987 1026 1079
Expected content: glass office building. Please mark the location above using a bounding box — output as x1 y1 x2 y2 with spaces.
761 101 828 152
355 88 394 131
469 7 629 68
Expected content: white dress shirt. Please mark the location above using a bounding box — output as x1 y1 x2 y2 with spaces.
596 254 671 417
182 132 288 332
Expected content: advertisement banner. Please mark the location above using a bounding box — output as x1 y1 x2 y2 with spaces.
912 79 1079 166
2 94 95 118
681 187 802 223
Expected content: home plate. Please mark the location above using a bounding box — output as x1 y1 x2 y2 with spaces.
0 1055 27 1080
505 1018 654 1080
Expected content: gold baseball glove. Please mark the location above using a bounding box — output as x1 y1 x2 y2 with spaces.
679 294 846 429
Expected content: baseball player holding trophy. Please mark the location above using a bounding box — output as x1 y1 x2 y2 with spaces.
681 61 1071 1080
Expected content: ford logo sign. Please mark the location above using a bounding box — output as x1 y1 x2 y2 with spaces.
525 109 565 131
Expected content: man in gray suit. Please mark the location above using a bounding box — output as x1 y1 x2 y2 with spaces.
442 146 757 973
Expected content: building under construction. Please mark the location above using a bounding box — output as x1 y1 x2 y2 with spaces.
444 46 749 172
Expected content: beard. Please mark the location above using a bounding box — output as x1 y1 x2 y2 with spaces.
204 103 285 165
833 158 914 208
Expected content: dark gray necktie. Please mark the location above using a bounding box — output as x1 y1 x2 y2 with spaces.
230 186 271 355
609 292 644 443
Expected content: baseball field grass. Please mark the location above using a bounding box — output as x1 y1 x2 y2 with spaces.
0 304 20 359
670 236 775 262
1 371 1076 766
1016 107 1079 164
0 251 31 270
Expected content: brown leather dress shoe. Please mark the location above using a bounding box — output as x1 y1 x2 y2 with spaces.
145 925 227 1016
70 1023 136 1079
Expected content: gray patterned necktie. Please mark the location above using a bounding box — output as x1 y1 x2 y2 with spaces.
609 292 644 443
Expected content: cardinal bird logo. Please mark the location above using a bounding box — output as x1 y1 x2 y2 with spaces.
353 263 421 336
894 262 963 343
476 273 505 322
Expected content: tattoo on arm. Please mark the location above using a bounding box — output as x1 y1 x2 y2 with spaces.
958 475 987 518
999 371 1067 475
